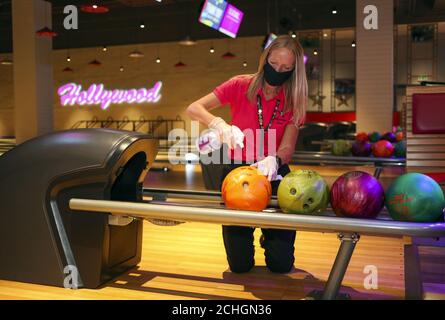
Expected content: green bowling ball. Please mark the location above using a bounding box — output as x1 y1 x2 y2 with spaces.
385 173 445 222
368 132 381 143
394 141 406 158
332 140 352 156
278 170 330 215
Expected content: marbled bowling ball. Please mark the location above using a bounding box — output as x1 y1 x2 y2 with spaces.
278 170 329 215
356 132 369 142
222 166 272 211
394 140 406 158
385 173 445 222
330 171 385 219
372 140 395 158
332 140 352 156
368 132 381 143
381 132 397 143
351 141 372 157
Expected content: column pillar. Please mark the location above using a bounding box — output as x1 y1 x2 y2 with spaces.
12 0 53 144
356 0 394 133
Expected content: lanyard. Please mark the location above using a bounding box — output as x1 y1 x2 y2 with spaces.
256 94 280 158
256 94 280 132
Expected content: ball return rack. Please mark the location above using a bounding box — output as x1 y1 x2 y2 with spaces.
0 129 442 300
71 187 445 300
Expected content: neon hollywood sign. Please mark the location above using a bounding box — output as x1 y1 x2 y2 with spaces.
57 81 162 110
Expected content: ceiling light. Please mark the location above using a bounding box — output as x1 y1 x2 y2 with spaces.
88 59 102 66
36 26 57 37
174 61 186 68
129 50 144 58
179 36 197 46
81 4 109 13
221 51 236 59
0 59 13 66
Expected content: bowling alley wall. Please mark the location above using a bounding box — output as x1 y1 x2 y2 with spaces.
0 23 444 137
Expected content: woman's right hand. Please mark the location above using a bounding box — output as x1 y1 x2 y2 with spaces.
208 117 244 150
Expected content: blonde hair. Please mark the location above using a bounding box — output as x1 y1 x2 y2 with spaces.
247 35 308 127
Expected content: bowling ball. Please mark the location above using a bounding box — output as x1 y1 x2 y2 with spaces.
385 173 445 222
277 170 329 215
394 141 406 158
332 140 352 156
396 131 404 142
330 171 385 219
395 126 403 133
381 132 397 143
356 132 369 142
372 140 395 158
351 141 372 157
222 166 272 211
368 132 381 143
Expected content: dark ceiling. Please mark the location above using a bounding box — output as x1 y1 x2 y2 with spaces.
0 0 444 53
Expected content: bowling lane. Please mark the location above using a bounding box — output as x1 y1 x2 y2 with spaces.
144 163 406 191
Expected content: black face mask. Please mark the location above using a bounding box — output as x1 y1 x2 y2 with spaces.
263 61 294 87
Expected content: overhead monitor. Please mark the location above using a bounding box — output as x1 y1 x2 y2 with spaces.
198 0 228 31
218 4 244 38
199 0 244 38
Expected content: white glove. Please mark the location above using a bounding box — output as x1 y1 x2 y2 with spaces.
251 156 279 181
208 117 244 150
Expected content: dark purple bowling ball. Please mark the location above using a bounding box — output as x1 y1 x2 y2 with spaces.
351 141 372 157
381 132 397 143
330 171 385 219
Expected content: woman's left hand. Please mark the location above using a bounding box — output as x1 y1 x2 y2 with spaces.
251 156 279 181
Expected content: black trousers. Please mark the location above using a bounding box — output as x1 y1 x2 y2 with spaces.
220 163 297 274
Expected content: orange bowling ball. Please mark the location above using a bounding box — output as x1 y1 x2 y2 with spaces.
222 166 272 211
396 131 404 142
372 140 394 158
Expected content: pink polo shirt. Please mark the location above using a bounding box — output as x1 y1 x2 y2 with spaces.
213 75 294 162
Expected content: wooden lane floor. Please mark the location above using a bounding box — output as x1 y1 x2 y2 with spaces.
2 219 444 300
0 220 407 300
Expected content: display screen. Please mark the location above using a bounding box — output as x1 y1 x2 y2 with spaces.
199 0 228 30
218 4 244 38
